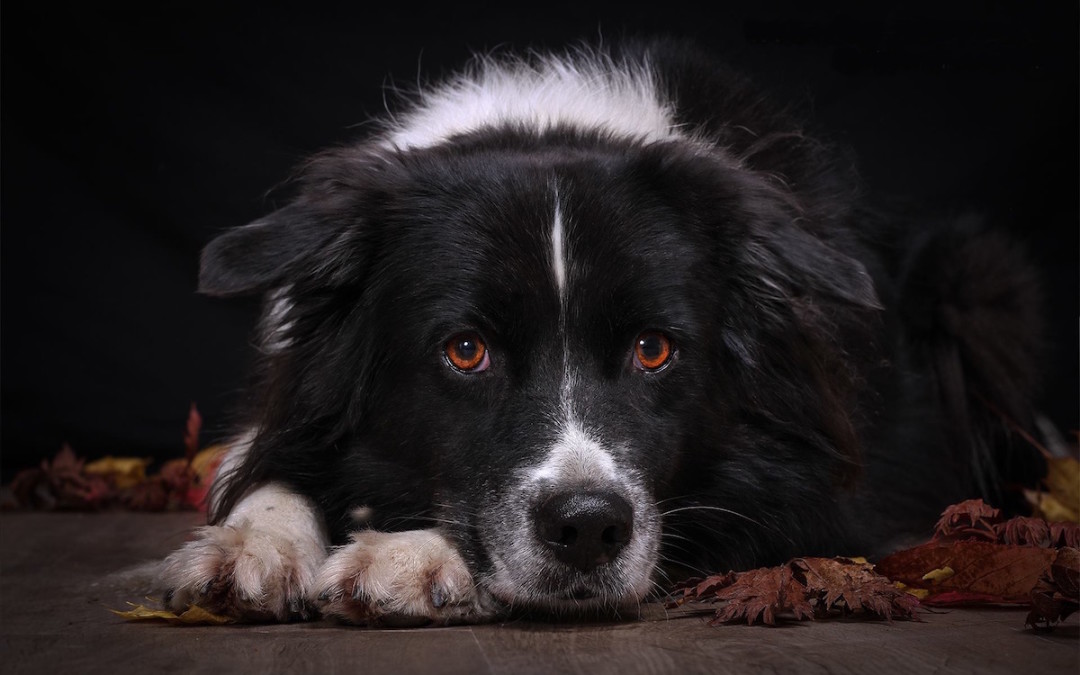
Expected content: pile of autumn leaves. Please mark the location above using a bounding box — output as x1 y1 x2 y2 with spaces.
1 405 223 513
673 497 1079 630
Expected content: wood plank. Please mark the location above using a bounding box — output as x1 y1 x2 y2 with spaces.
1 512 1076 675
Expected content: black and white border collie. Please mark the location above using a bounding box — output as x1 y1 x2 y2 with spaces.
158 38 1042 624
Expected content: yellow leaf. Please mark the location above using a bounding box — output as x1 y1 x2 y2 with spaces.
176 605 234 625
1026 489 1080 524
1044 457 1080 517
921 566 956 583
111 602 233 625
191 445 227 479
84 457 151 489
111 604 177 621
893 581 929 599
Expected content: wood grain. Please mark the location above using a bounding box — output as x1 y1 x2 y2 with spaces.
1 512 1075 674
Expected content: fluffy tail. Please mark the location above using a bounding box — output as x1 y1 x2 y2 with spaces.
897 214 1045 501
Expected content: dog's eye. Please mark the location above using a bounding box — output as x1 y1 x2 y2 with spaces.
445 333 489 373
633 332 674 371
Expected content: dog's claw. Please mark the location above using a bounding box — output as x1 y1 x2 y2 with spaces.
430 583 448 608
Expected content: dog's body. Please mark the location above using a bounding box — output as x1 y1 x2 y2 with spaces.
159 38 1042 624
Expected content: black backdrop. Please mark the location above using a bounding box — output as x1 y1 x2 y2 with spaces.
2 3 1077 479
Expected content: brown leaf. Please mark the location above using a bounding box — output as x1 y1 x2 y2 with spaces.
39 445 113 509
929 499 1079 548
996 516 1054 547
48 443 85 476
682 558 918 626
876 540 1057 604
993 516 1080 548
711 566 793 626
933 499 1002 541
693 572 737 599
1026 547 1080 629
792 557 919 620
1049 522 1080 548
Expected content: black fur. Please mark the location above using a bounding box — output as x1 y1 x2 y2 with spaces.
200 38 1042 597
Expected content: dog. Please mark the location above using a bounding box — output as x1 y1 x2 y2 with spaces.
157 37 1043 625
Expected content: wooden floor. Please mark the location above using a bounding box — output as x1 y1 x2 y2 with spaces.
1 512 1076 675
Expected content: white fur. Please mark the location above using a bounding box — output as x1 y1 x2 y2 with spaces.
158 482 329 620
529 420 618 484
380 50 683 151
315 529 494 625
260 286 294 353
551 192 568 297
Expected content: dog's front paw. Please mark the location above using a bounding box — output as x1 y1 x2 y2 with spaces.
314 529 495 626
157 523 326 621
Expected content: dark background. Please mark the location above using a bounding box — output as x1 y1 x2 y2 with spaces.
2 2 1077 479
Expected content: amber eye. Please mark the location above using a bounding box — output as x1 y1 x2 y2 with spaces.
444 333 489 372
633 332 674 371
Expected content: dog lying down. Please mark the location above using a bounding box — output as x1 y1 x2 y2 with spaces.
157 37 1042 625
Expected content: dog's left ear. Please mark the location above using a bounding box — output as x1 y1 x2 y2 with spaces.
199 203 339 297
762 224 882 310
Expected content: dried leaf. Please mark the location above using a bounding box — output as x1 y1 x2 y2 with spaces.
84 456 151 490
792 557 919 620
876 540 1057 604
111 602 234 625
2 403 219 512
933 499 1002 541
681 557 918 626
40 445 112 509
49 443 84 475
1026 490 1080 524
184 403 203 462
927 499 1079 548
1049 522 1080 548
191 444 226 479
1026 547 1079 629
1023 456 1080 524
711 566 798 625
1044 458 1080 516
996 516 1054 547
921 566 955 583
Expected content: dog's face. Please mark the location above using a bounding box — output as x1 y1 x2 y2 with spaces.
201 131 880 614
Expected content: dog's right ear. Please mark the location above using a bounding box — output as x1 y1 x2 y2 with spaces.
199 203 335 297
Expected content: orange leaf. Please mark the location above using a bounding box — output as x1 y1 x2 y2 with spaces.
183 403 202 462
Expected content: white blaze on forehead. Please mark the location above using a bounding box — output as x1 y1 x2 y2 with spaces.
551 192 567 297
378 50 682 151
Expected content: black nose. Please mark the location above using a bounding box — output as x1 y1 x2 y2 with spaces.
534 490 634 572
